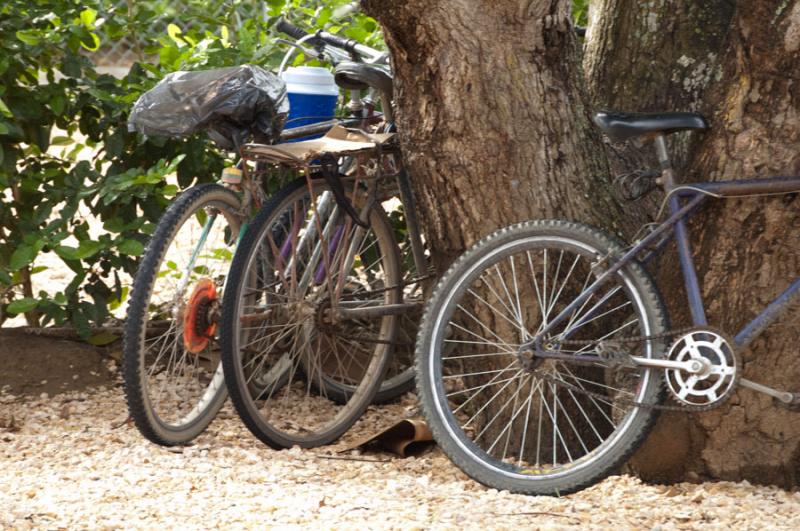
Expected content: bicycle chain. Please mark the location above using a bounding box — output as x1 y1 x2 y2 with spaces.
539 326 735 412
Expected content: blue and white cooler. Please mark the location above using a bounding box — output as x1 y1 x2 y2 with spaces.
281 66 340 139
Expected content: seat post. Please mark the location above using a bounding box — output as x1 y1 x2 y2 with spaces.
653 133 676 189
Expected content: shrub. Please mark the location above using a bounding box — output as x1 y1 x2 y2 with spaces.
0 0 381 339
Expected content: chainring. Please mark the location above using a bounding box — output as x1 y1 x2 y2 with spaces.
664 327 740 409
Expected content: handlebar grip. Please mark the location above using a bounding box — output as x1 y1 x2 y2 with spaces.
276 17 310 40
317 30 358 53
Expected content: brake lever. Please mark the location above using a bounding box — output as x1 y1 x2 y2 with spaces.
275 39 322 59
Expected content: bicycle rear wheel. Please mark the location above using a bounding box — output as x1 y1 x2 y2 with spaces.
123 183 241 445
220 177 401 448
416 220 667 495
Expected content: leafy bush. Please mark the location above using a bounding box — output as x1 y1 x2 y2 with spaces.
0 0 583 336
0 0 381 338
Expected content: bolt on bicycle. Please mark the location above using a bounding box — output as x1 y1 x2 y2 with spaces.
415 110 800 495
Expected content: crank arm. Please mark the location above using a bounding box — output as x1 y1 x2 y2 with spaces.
739 378 795 404
630 356 706 374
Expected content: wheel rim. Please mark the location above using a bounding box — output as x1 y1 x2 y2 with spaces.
139 197 239 430
427 236 658 482
230 180 399 445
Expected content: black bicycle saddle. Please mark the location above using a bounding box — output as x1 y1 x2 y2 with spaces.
594 111 709 143
333 61 393 95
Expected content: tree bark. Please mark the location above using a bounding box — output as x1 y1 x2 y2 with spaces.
363 0 627 272
584 0 733 113
589 0 800 487
677 0 800 487
366 0 800 487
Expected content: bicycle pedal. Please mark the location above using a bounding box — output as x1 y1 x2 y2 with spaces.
774 393 800 412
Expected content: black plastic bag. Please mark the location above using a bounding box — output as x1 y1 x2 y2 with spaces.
128 65 290 150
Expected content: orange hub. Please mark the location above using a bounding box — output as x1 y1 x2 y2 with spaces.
183 279 218 354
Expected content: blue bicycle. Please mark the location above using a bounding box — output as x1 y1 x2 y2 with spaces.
416 110 800 495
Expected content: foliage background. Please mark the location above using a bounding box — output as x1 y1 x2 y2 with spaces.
0 0 584 338
0 0 380 338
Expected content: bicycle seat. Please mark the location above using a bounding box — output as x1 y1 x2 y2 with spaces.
594 111 709 143
334 62 393 95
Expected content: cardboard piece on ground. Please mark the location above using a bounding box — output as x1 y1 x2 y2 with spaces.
343 417 434 457
242 124 394 164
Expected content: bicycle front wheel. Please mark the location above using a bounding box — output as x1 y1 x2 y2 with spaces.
221 177 401 448
123 183 241 446
416 220 667 495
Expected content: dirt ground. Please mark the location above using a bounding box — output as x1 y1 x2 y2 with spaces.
1 335 800 530
0 331 115 397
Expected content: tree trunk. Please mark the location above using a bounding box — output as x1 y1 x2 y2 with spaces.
363 0 627 272
366 0 800 487
677 0 800 487
583 0 735 483
584 0 734 172
584 0 733 113
587 0 800 488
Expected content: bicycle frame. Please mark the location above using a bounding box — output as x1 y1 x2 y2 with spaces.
525 133 800 399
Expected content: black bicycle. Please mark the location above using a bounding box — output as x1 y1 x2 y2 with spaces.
122 17 427 446
218 19 432 450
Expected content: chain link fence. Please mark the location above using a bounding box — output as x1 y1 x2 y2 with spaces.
94 0 262 66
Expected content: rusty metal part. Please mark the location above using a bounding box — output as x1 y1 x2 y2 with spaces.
182 279 218 354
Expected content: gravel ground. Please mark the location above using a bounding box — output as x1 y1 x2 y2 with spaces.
2 366 799 530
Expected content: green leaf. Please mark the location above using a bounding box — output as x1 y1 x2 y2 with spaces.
117 239 144 256
87 331 119 346
15 30 40 46
74 240 103 259
62 54 82 78
80 8 97 29
80 32 101 52
55 245 79 261
317 6 332 27
9 244 36 271
0 122 8 135
0 97 11 117
7 298 39 314
108 286 128 311
50 136 73 146
50 95 66 117
167 24 185 46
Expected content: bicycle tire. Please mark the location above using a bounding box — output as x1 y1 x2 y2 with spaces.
123 183 242 446
221 177 401 448
416 219 668 495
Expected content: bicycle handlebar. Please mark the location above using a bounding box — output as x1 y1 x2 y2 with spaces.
275 16 385 64
315 31 358 54
275 17 313 42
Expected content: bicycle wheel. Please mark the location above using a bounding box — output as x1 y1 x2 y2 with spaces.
220 176 401 448
123 183 241 446
416 220 667 495
370 204 429 402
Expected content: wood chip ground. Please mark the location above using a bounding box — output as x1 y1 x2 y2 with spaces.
2 365 799 530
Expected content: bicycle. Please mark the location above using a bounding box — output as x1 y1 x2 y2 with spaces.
218 20 432 449
415 110 800 495
121 18 420 446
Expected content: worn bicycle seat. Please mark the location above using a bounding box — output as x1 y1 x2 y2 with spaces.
594 111 709 143
334 61 393 95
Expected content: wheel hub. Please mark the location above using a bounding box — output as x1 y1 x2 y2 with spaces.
183 279 218 354
517 341 546 372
